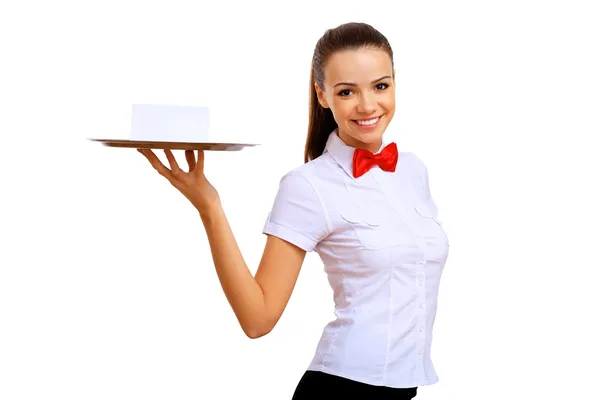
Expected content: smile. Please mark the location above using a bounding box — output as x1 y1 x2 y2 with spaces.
353 115 382 128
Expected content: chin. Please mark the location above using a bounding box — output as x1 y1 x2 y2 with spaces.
356 132 384 145
350 120 388 142
339 113 393 151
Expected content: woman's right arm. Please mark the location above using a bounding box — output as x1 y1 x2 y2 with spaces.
138 148 312 339
199 200 307 338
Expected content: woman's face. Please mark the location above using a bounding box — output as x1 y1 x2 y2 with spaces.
316 48 395 153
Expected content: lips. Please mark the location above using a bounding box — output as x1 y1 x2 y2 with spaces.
352 115 383 128
356 117 379 126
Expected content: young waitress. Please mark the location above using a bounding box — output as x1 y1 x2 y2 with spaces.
138 22 449 400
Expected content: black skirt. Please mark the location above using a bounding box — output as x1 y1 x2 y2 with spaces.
291 370 418 399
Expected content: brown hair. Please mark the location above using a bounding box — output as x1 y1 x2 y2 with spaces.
304 22 394 163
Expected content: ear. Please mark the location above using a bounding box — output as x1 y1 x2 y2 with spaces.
315 83 329 109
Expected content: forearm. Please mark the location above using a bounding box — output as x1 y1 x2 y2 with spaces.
199 201 267 338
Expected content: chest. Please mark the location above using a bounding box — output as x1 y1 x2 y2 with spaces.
317 169 449 268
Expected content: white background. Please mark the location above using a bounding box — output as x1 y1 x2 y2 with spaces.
1 0 599 399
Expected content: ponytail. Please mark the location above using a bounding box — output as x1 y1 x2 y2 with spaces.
304 63 337 163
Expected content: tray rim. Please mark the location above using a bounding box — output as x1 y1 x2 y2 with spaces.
88 138 260 146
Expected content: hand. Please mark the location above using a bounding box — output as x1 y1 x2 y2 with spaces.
137 148 220 214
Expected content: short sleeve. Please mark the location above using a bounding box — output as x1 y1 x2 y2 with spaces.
411 153 439 217
262 171 330 252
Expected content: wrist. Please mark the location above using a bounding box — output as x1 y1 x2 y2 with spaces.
198 197 223 221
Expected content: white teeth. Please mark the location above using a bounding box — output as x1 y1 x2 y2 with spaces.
356 117 379 126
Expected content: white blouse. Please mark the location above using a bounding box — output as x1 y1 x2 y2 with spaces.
262 130 449 388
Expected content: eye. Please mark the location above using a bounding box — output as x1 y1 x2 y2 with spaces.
376 83 389 90
337 89 353 97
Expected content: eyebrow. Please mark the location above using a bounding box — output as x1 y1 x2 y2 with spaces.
333 75 392 88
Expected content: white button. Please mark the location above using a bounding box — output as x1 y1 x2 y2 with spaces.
418 351 423 356
419 304 424 308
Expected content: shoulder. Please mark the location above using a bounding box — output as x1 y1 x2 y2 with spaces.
265 155 332 248
273 159 323 200
277 153 332 186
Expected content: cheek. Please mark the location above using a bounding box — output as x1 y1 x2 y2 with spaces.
331 99 355 121
385 102 395 117
384 91 396 112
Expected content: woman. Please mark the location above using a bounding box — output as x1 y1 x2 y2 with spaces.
138 22 449 400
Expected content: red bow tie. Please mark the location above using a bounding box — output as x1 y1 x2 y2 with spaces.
352 142 398 178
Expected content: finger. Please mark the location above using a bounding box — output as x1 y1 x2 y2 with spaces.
195 150 205 177
138 149 173 178
185 150 196 172
163 149 183 177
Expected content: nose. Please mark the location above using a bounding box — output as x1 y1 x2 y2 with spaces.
357 92 376 114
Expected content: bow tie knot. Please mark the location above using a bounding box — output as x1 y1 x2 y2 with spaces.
352 142 398 178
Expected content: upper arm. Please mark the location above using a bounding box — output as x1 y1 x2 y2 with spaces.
255 171 330 334
254 235 306 334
